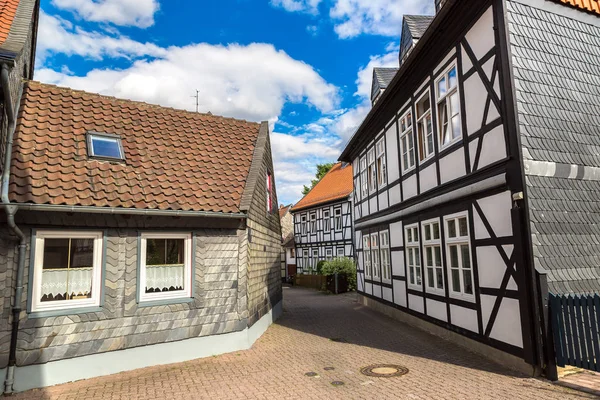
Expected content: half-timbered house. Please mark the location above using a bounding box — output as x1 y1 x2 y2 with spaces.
339 0 600 375
291 163 354 275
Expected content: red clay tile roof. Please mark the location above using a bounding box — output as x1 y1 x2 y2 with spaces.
0 0 19 46
10 81 262 214
291 162 353 212
278 204 291 219
556 0 600 14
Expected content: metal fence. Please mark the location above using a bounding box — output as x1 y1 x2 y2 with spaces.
549 293 600 372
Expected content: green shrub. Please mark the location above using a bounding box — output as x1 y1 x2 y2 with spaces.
321 257 356 291
316 260 327 275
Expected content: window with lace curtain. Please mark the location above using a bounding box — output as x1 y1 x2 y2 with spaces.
139 232 192 302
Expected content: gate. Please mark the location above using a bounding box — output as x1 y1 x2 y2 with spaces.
549 293 600 372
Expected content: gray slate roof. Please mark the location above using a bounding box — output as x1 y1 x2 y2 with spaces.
371 67 398 101
400 15 434 62
507 0 600 295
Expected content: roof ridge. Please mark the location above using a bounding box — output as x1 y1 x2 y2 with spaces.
25 80 262 127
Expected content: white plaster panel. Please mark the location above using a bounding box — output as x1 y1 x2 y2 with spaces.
476 190 513 238
477 246 508 289
439 149 466 185
357 254 363 271
386 124 400 183
461 44 473 73
465 6 495 61
403 174 418 199
354 206 361 221
490 298 524 348
365 282 373 296
391 250 405 277
393 280 407 308
478 123 506 170
361 201 369 218
450 305 479 333
357 272 364 292
482 55 495 81
419 164 437 194
353 158 359 177
480 294 495 329
464 73 487 136
473 203 489 240
389 221 404 247
389 183 401 206
382 287 393 303
369 197 377 214
355 230 362 250
469 138 479 171
426 299 448 322
373 284 382 299
486 101 500 124
408 294 425 314
494 76 501 100
434 48 457 76
379 192 389 210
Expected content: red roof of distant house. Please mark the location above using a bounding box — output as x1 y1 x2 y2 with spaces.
10 81 262 214
279 204 291 219
291 163 353 212
556 0 600 14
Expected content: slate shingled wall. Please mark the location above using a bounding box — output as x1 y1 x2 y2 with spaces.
507 0 600 294
0 213 248 368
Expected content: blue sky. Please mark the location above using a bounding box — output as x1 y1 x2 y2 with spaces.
37 0 433 205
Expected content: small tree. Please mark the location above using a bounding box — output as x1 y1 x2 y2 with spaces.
302 163 335 196
321 257 357 291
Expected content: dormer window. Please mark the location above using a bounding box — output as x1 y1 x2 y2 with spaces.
87 132 125 160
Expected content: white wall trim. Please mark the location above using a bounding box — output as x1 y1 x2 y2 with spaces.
2 300 283 394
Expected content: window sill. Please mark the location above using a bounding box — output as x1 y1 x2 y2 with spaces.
137 297 195 308
28 306 103 319
448 293 476 303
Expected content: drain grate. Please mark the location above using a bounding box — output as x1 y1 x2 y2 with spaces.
331 381 345 386
360 364 409 378
329 337 348 343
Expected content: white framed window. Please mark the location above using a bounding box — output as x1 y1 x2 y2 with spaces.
266 172 273 213
336 247 345 258
326 248 333 261
303 249 309 271
417 91 434 162
380 231 391 284
31 230 104 313
437 64 461 148
363 235 372 280
309 212 316 233
368 148 377 194
139 232 193 303
301 215 307 235
87 132 124 160
376 139 387 188
334 208 342 231
445 212 474 300
312 249 319 270
399 110 415 173
323 209 331 232
422 219 444 294
405 224 422 288
371 233 380 282
360 156 368 200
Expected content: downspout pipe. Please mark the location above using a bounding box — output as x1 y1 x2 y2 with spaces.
1 63 25 395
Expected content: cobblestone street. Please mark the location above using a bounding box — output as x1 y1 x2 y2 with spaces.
14 287 592 400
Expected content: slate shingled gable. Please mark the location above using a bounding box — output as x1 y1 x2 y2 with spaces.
10 81 262 214
507 0 600 294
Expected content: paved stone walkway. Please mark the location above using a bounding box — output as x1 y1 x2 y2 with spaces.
559 371 600 397
14 287 593 400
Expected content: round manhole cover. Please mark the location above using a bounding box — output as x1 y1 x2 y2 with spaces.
360 364 409 378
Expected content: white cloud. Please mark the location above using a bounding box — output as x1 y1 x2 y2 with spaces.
306 25 319 36
270 0 322 15
37 11 167 62
51 0 160 28
330 0 433 39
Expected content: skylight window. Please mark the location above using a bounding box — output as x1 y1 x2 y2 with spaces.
87 132 125 160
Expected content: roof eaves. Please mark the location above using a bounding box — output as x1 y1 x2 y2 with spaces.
239 121 269 212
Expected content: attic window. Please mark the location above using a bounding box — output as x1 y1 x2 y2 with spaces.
87 132 125 160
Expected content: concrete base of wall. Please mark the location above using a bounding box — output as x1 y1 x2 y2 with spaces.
358 295 539 377
1 300 283 394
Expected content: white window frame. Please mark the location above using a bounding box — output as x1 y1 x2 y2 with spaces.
31 230 104 313
363 235 372 280
380 231 391 284
323 209 331 232
326 248 333 261
301 215 307 235
436 63 462 150
421 218 444 294
405 224 422 289
399 110 416 173
302 249 309 271
371 233 380 282
334 208 342 232
309 212 316 233
336 247 345 258
444 212 475 301
360 156 368 200
368 148 377 194
376 138 387 188
312 249 319 271
87 132 125 160
416 90 434 162
139 232 193 303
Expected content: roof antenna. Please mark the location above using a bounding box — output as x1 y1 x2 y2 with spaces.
191 89 199 112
